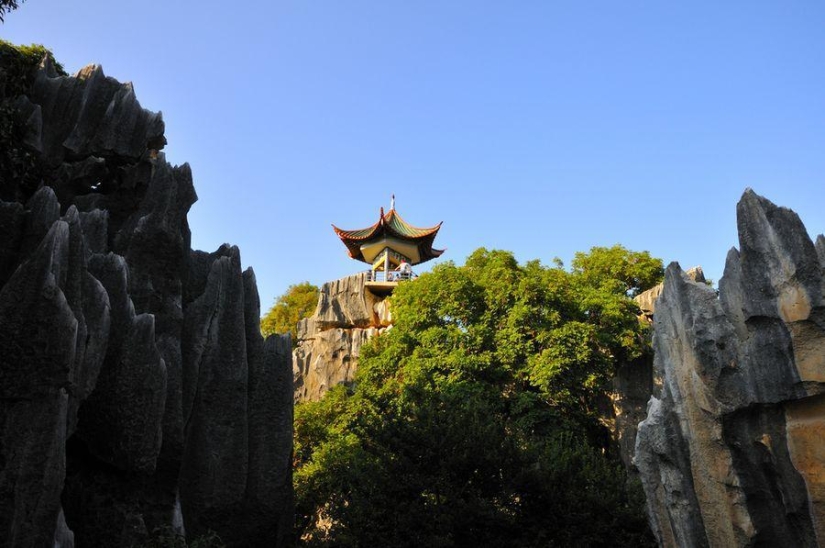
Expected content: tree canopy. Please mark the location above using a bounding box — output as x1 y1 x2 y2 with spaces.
0 0 22 22
260 282 319 342
294 247 661 546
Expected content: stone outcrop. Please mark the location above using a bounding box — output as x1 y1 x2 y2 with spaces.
0 54 292 547
611 266 706 471
635 190 825 547
294 274 390 401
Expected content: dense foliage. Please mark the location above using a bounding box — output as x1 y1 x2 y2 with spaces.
0 40 66 201
294 246 662 546
261 282 319 342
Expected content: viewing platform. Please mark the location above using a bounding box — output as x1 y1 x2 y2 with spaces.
364 269 415 294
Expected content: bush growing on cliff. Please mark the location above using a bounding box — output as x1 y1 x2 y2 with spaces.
0 40 66 201
294 247 660 546
261 281 319 342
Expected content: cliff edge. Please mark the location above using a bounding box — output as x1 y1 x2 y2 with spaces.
293 273 392 402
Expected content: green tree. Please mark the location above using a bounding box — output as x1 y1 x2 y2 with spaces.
0 41 66 201
570 244 663 297
261 282 319 342
294 247 659 546
0 0 22 23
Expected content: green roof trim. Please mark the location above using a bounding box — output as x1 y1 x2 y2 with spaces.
333 207 445 265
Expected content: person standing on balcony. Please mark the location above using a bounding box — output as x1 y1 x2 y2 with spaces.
398 259 413 280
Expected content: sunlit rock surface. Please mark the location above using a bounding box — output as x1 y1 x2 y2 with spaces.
635 190 825 547
294 273 390 402
0 56 292 547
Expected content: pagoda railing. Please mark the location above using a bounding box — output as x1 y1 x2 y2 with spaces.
365 270 415 283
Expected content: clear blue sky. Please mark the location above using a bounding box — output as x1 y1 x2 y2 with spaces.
5 1 825 309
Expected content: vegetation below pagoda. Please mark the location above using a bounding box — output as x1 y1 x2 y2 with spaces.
261 281 319 343
294 245 661 547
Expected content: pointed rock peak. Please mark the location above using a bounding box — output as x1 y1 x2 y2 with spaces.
27 185 58 209
686 266 705 284
38 53 58 78
738 189 805 228
815 235 825 268
26 186 60 226
75 64 103 81
62 205 79 224
664 261 684 280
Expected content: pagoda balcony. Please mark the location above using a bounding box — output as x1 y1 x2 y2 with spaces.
365 270 415 283
364 270 415 294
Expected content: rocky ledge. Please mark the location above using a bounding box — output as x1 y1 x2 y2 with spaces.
293 272 391 402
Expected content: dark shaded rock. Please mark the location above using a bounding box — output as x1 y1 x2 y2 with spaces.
611 356 654 471
0 392 69 547
0 220 74 547
29 64 165 168
119 513 149 548
245 269 294 547
53 507 75 548
49 156 108 206
19 186 60 261
79 313 166 472
0 200 24 285
10 94 43 152
185 244 234 306
179 247 250 542
722 405 815 547
78 208 108 256
0 55 292 547
0 220 75 397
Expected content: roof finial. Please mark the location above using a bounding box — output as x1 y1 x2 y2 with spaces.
390 194 395 211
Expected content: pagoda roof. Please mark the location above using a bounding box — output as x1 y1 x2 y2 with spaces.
333 207 445 265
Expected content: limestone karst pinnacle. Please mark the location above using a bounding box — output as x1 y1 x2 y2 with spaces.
0 55 292 547
634 190 825 547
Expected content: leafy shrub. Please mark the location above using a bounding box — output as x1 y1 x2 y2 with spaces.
0 41 65 201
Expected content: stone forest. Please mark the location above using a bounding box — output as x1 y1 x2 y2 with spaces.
3 42 825 547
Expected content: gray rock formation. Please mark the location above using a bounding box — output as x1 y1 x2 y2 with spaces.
0 54 292 547
635 190 825 547
611 266 706 471
294 274 390 401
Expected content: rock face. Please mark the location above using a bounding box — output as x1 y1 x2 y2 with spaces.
294 273 390 401
0 55 292 547
611 266 706 471
635 190 825 547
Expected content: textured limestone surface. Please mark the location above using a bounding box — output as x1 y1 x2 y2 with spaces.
635 190 825 547
294 274 390 402
0 56 292 547
611 266 707 471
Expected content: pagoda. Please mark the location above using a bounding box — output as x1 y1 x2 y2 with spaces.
333 196 444 291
